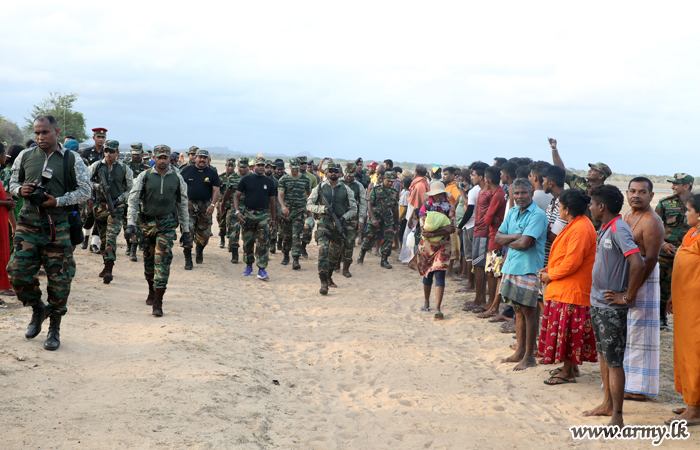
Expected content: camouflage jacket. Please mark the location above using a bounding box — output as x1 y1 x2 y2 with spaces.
369 184 398 221
125 160 151 178
655 194 690 246
278 173 311 210
565 171 601 230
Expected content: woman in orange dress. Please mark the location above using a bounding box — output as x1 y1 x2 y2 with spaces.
666 193 700 426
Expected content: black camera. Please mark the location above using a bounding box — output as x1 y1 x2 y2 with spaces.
29 168 53 207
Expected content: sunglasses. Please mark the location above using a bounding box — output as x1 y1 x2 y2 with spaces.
328 169 339 174
105 148 118 154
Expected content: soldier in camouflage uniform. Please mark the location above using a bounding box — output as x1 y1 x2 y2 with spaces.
180 149 220 269
126 145 190 316
79 127 108 251
358 170 399 269
339 162 367 278
306 162 357 295
216 158 236 248
179 146 198 171
233 156 277 281
549 137 610 230
655 173 693 329
8 114 92 351
297 156 317 258
123 143 151 261
89 140 134 284
265 160 280 254
278 158 311 270
221 157 250 263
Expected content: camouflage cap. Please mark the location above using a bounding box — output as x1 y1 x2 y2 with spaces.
588 162 612 179
384 170 397 181
298 156 308 164
327 162 341 170
345 162 357 173
238 157 249 167
153 145 171 157
195 149 210 157
265 159 274 167
252 156 266 165
667 173 694 185
130 142 143 154
289 158 300 169
105 140 119 150
188 146 199 155
226 157 236 165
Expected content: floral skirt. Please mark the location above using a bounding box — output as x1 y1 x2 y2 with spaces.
409 237 450 276
537 300 598 365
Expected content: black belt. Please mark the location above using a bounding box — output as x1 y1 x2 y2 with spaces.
242 206 268 212
141 212 175 221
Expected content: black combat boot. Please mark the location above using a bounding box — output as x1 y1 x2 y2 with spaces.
152 288 165 316
44 315 61 351
328 270 337 288
281 252 290 265
130 243 138 262
81 235 89 250
184 248 193 270
301 243 308 259
342 261 352 278
357 249 367 265
660 306 670 331
381 255 393 269
102 260 115 284
146 279 155 305
270 239 276 254
195 243 204 264
219 236 225 248
25 301 47 339
319 273 329 295
125 244 131 256
277 239 283 251
292 256 301 270
231 248 239 264
99 258 109 278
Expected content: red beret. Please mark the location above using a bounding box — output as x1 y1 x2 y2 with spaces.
91 127 108 134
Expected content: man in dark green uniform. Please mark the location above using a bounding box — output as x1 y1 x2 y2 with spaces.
339 162 367 277
89 140 134 283
179 146 198 171
80 127 108 251
278 158 311 270
216 158 236 248
655 172 693 330
126 145 190 316
298 156 318 258
549 137 610 230
358 170 399 269
221 157 250 263
124 143 151 261
265 160 280 254
306 162 357 294
8 115 91 350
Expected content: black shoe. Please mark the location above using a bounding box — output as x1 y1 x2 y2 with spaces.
184 248 193 270
43 315 61 351
219 236 225 248
292 256 301 270
25 302 47 339
381 255 393 269
301 245 308 259
231 248 239 264
90 244 100 253
319 273 328 295
130 244 138 262
270 241 276 254
277 240 283 251
357 249 367 265
195 244 204 264
660 307 670 330
125 246 131 256
81 236 89 250
281 252 290 265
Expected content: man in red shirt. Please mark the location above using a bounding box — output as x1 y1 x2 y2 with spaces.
465 163 490 310
478 166 507 316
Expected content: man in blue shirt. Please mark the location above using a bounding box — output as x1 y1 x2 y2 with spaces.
495 178 548 371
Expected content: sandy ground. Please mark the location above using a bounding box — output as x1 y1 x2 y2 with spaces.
1 220 698 449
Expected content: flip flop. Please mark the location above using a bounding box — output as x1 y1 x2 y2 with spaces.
0 290 15 296
461 304 481 311
624 393 647 402
471 307 487 314
476 312 498 319
455 287 474 293
664 416 700 426
500 326 516 334
548 368 581 378
434 312 444 320
673 407 687 415
420 306 430 312
488 316 507 323
544 376 576 386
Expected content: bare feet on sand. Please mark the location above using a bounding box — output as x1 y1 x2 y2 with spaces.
581 403 613 417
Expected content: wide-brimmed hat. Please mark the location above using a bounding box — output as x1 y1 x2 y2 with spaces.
423 181 452 199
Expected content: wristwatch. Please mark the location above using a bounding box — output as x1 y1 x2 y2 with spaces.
235 210 241 215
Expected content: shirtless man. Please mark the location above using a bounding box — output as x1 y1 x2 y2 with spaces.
621 177 664 402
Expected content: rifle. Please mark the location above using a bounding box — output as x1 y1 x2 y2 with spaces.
318 187 347 239
98 166 116 217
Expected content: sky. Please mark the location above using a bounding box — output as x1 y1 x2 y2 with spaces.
2 0 698 174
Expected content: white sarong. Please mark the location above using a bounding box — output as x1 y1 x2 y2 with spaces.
399 205 415 264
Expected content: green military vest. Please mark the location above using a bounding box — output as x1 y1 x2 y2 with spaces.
141 168 181 218
93 161 128 203
340 179 361 218
18 147 74 223
319 182 350 219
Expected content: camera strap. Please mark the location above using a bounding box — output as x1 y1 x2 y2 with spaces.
35 207 57 244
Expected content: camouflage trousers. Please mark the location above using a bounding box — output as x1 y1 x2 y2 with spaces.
362 216 395 256
184 200 213 249
226 207 241 250
343 217 359 263
316 216 343 275
280 208 306 257
94 202 127 261
241 207 271 269
141 215 177 289
8 220 76 317
658 255 674 309
122 204 143 247
302 215 315 246
216 206 230 238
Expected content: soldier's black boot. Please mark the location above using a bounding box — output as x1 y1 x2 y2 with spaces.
292 256 301 270
342 261 352 278
152 288 165 316
381 254 393 269
277 239 283 251
195 244 204 264
319 273 329 295
231 248 239 264
357 249 367 265
102 260 115 284
219 236 225 248
281 252 290 265
146 279 155 305
81 235 89 250
328 270 337 288
270 239 276 254
130 243 138 262
184 249 193 270
660 306 669 330
301 243 309 259
44 315 61 351
125 243 131 256
98 258 109 278
25 301 47 339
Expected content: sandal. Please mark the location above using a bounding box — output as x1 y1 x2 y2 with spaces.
0 290 15 296
544 376 576 386
488 316 506 323
420 306 430 312
471 307 487 314
434 311 444 320
461 304 481 311
476 312 498 319
500 325 516 334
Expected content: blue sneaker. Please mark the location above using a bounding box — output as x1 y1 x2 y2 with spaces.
257 269 269 281
243 266 253 276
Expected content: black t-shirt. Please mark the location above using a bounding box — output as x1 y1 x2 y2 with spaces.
181 165 220 202
236 174 277 210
